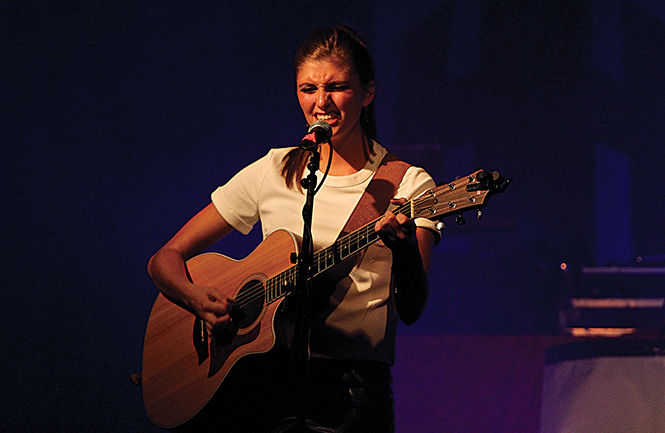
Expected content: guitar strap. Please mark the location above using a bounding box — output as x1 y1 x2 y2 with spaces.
339 152 411 236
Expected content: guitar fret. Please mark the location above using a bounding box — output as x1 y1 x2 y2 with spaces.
273 277 279 300
313 259 320 276
324 246 330 263
268 276 275 303
317 254 324 274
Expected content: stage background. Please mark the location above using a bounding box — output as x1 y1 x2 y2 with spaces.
2 1 664 431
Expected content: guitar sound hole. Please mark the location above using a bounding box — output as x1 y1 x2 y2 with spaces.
234 279 265 329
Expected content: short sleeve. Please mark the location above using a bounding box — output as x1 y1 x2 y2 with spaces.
210 151 274 234
397 166 442 243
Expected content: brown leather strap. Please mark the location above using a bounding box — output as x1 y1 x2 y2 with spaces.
340 152 411 236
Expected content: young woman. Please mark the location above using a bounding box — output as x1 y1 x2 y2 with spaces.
147 26 439 433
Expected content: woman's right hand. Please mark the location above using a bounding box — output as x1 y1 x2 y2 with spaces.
189 285 236 337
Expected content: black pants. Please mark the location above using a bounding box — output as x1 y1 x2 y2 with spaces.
176 353 394 433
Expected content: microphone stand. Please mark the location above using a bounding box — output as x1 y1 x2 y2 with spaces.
291 144 320 433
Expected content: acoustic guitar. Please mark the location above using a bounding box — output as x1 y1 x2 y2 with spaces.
141 169 510 428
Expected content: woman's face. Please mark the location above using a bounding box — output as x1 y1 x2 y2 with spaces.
296 56 374 143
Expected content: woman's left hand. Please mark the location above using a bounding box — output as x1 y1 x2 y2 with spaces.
375 198 418 252
375 197 435 325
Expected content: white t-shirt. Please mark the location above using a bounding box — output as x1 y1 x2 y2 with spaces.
211 142 438 364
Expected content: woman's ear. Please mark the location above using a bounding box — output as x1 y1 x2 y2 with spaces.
362 81 376 107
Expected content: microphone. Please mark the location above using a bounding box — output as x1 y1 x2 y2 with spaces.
300 121 332 150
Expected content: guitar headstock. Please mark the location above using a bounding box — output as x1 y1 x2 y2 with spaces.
412 169 511 223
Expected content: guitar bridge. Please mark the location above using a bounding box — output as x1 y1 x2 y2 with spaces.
193 317 209 365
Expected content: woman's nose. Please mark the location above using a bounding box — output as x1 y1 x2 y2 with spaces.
316 89 330 107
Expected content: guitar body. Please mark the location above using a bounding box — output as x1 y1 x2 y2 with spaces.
142 229 298 428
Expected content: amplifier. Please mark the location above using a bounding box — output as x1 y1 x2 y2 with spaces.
560 266 665 336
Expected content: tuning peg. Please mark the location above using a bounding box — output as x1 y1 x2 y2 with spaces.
435 221 446 231
455 214 466 225
477 209 483 220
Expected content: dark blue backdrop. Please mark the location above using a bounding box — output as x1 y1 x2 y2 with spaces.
2 1 663 431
